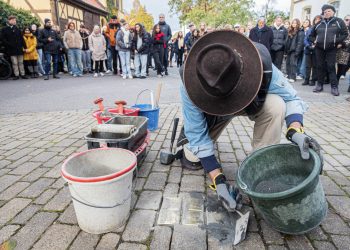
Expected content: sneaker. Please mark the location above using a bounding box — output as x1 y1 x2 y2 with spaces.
105 70 111 74
128 74 133 79
288 79 295 83
120 74 124 78
340 75 345 79
38 73 43 77
157 74 162 78
77 74 83 77
331 87 339 96
93 73 98 77
140 76 146 79
73 74 78 77
100 72 104 77
296 75 303 80
122 75 127 80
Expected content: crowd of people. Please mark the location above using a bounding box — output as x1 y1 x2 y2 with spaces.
1 4 349 95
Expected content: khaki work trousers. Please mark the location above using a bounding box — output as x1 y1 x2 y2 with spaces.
10 55 25 76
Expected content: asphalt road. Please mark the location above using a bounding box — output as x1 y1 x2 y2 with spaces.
0 67 182 114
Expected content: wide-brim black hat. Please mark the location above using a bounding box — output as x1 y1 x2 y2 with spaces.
183 30 263 116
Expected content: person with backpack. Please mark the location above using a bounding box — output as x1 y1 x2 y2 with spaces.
309 4 349 96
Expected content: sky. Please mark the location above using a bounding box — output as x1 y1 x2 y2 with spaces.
123 0 292 31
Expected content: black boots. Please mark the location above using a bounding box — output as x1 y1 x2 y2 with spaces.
53 74 60 79
309 80 316 86
331 86 339 96
313 83 323 93
302 79 309 86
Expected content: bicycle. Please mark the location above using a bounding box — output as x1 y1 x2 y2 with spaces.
0 53 12 80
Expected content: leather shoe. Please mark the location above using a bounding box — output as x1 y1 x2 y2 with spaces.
180 154 203 170
309 81 316 86
53 75 60 79
331 87 339 96
313 84 323 92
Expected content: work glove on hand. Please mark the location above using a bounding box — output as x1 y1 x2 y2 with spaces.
209 173 242 212
286 127 323 173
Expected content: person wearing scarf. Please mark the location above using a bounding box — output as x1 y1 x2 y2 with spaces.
116 22 133 79
152 24 165 77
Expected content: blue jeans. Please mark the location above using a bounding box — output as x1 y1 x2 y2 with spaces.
44 53 58 75
119 50 131 76
134 53 148 77
37 49 45 74
68 48 83 75
106 48 113 71
81 50 91 71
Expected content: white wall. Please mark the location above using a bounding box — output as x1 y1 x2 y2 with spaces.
292 0 350 21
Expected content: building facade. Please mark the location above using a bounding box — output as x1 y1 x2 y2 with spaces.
6 0 123 31
290 0 350 21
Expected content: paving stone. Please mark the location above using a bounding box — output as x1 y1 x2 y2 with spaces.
6 148 36 161
43 187 71 211
286 235 313 250
0 225 20 244
145 151 158 162
19 178 55 198
117 243 147 250
312 241 336 250
219 152 236 162
96 233 120 250
0 198 31 226
321 211 350 235
158 196 181 225
181 192 204 225
6 156 33 169
168 167 182 184
150 226 172 250
12 212 58 250
327 196 350 220
180 175 205 193
0 182 30 200
164 183 179 197
182 168 205 176
144 172 167 190
21 167 50 182
260 220 284 245
54 138 77 147
137 162 152 178
135 191 162 210
336 166 350 177
267 246 288 250
57 203 77 224
42 156 65 168
327 171 350 186
171 225 206 250
320 175 346 195
11 204 41 224
331 235 350 250
0 159 11 169
152 161 170 172
70 231 99 250
30 151 57 162
234 233 265 250
0 175 21 193
43 165 61 178
122 210 156 242
134 177 146 191
32 224 79 250
306 226 328 241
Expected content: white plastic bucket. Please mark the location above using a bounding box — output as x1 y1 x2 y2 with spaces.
61 148 137 234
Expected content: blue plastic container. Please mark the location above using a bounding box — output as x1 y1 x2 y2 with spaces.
132 104 159 131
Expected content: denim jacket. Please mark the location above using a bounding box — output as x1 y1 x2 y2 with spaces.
181 64 308 158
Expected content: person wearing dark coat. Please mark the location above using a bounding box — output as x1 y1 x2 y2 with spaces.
174 31 185 67
132 23 150 78
336 15 350 93
186 29 200 51
1 16 28 80
303 15 322 86
285 18 305 82
309 4 349 96
271 16 288 69
152 24 165 77
39 18 62 80
249 17 274 53
157 13 172 75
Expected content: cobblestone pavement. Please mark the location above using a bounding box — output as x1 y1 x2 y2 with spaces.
0 79 350 249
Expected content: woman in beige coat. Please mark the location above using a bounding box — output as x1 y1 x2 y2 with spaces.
89 25 107 77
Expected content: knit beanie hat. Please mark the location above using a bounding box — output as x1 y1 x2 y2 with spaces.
321 4 336 13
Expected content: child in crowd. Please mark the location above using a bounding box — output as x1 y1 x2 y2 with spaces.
89 25 106 77
23 27 38 78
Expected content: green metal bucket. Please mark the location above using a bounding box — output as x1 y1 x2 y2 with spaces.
237 144 327 234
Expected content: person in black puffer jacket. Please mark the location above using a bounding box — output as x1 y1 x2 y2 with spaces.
285 18 304 83
38 18 62 80
309 4 349 96
80 23 92 73
271 16 288 69
249 17 274 53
